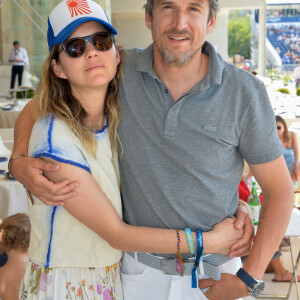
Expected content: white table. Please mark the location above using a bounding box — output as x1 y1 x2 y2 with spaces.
0 99 30 128
0 176 28 220
0 109 20 128
0 159 28 220
0 128 14 150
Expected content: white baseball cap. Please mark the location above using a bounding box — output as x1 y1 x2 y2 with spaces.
47 0 117 51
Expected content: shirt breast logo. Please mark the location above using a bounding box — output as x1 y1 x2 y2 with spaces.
204 124 217 132
66 0 92 17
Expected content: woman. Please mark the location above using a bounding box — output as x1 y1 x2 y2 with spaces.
276 115 299 189
19 1 243 299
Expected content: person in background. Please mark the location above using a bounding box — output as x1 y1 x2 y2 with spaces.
266 251 300 282
8 41 29 96
276 115 299 189
0 213 30 300
292 59 300 89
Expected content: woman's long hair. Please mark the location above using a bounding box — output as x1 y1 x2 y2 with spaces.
35 45 123 168
276 115 291 143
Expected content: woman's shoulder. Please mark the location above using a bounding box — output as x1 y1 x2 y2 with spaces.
30 114 81 158
290 130 298 144
290 130 296 138
34 114 70 131
32 114 75 142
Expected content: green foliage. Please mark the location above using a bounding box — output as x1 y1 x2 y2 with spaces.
16 89 35 99
277 88 290 94
297 88 300 96
266 69 281 81
228 11 251 58
283 74 292 86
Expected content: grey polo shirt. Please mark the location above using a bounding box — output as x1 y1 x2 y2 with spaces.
118 42 282 232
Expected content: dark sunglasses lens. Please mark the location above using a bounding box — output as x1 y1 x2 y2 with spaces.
277 126 281 130
92 34 113 51
65 39 86 57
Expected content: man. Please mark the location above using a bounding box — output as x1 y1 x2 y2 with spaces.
292 59 300 89
10 0 294 299
8 41 28 93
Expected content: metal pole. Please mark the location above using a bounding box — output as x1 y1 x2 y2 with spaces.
258 2 266 76
12 0 46 37
290 238 300 300
22 0 47 25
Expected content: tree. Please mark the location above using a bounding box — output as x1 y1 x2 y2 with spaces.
228 11 251 58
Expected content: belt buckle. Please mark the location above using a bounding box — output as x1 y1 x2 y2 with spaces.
161 258 190 276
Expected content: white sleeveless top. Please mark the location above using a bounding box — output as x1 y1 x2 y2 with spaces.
28 114 122 267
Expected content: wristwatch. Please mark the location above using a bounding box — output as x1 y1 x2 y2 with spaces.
236 268 265 297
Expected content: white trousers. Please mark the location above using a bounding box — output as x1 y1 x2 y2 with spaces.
121 252 242 300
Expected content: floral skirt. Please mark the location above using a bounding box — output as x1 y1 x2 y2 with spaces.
19 258 123 300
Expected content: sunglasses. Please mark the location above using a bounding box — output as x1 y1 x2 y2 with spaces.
277 126 282 130
57 32 114 58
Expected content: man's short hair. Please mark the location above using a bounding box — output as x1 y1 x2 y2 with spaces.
13 41 20 46
143 0 219 21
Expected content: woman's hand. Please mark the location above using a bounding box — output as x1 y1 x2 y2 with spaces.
206 218 243 255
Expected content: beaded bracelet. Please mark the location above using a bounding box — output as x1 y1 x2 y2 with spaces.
175 230 184 276
185 228 196 255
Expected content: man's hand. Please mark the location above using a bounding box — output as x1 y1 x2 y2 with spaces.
199 273 249 300
11 156 79 206
229 200 254 257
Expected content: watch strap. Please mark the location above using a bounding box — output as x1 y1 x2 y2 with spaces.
236 268 256 289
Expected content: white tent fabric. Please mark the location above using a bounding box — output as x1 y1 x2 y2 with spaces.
267 0 300 5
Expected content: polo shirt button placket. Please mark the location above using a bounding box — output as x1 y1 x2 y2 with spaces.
164 106 181 136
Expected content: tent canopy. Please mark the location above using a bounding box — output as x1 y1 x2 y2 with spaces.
267 0 300 5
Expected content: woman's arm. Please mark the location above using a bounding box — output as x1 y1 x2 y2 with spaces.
10 98 79 205
42 157 243 255
291 131 300 181
11 98 36 159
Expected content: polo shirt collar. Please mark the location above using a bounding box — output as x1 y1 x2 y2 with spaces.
135 41 224 91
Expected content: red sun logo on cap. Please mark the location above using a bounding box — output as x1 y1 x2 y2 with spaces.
66 0 92 17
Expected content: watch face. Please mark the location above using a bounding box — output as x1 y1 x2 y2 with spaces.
251 281 266 297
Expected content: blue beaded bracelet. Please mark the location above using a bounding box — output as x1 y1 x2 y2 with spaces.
184 228 196 255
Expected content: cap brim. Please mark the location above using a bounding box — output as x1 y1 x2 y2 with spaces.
52 17 117 48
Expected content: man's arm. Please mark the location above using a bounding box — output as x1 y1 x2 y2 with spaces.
199 156 294 299
11 98 78 205
243 156 293 276
20 48 29 64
